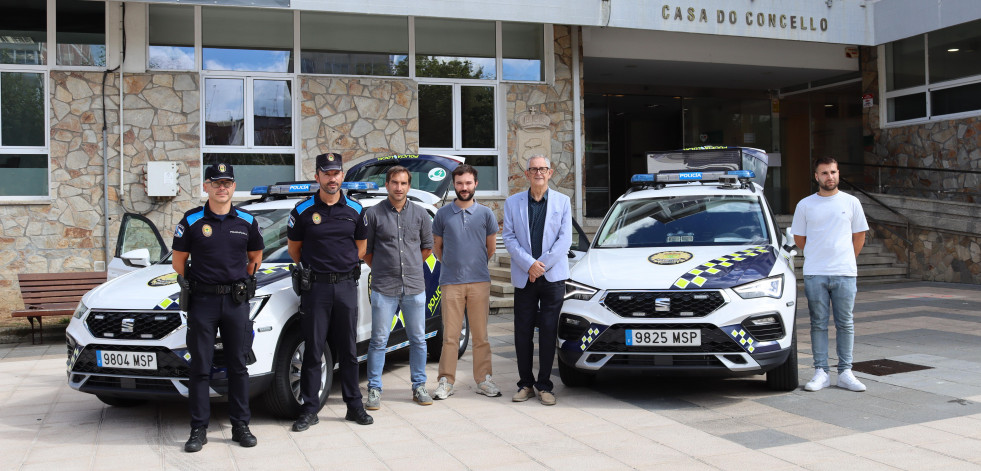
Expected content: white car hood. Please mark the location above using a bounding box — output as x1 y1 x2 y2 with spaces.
570 245 780 290
82 263 292 310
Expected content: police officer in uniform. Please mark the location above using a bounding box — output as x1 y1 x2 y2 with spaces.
172 163 264 452
288 152 374 430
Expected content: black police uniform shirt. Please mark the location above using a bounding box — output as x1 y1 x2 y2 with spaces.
287 190 366 274
172 203 265 285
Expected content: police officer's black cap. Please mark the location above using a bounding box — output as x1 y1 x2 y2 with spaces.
205 163 235 181
316 153 344 172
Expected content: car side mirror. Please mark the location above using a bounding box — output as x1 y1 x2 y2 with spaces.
782 227 796 252
121 248 151 267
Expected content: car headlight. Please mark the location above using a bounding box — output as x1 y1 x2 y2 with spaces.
248 296 269 320
72 300 88 319
565 280 598 301
733 274 784 299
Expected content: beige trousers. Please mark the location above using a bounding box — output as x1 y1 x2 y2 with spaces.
438 282 492 385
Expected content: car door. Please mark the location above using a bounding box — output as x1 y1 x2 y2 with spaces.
107 213 169 279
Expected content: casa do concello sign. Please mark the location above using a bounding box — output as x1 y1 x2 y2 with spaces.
605 0 870 45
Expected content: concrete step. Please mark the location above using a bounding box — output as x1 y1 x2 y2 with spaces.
489 294 514 315
489 266 511 282
490 282 514 296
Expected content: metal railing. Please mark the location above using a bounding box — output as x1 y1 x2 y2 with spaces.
839 176 913 279
839 162 981 204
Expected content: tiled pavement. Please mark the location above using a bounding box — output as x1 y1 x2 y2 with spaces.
2 281 981 470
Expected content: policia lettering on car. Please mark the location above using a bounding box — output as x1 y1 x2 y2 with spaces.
171 163 264 453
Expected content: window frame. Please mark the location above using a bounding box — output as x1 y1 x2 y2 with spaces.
51 0 108 71
0 67 50 202
880 29 981 128
145 4 199 72
199 71 299 197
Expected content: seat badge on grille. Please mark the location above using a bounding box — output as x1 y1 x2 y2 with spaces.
121 318 135 333
655 298 670 312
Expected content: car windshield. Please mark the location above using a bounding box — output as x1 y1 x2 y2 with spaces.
594 195 770 248
345 159 452 197
250 208 293 263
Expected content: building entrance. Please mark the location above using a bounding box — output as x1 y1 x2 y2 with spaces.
584 92 781 217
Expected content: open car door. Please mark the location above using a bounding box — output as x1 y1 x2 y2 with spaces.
107 213 169 279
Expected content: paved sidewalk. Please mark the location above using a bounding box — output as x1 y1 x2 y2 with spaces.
2 281 981 470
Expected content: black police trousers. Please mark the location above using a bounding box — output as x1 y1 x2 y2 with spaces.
299 278 361 413
186 292 251 428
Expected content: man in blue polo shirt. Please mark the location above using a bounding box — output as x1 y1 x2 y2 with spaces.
431 164 500 399
172 163 264 452
287 152 373 430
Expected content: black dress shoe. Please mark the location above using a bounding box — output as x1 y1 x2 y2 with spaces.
345 408 374 425
292 412 319 432
184 426 207 453
231 422 257 447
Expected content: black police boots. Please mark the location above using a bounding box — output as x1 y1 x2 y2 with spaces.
184 426 207 452
345 407 374 425
292 412 320 432
231 421 257 447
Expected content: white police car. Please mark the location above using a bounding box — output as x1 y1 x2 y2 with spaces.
65 154 469 418
558 147 800 390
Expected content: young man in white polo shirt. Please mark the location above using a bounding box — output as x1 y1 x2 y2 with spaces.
791 156 869 392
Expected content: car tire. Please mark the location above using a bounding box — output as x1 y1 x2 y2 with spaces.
96 395 146 407
558 359 596 387
766 329 799 391
263 324 333 419
427 313 470 361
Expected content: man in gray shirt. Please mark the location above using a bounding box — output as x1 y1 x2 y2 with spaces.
431 164 500 400
363 165 435 409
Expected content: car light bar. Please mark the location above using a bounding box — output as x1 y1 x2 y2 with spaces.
251 181 378 196
630 170 756 185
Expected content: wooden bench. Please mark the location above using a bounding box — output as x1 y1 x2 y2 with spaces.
12 272 107 344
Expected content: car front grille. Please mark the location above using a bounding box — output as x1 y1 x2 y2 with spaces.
589 323 742 353
743 322 784 341
85 311 182 340
71 345 189 377
83 376 181 393
601 291 725 318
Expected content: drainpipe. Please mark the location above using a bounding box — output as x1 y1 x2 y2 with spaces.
572 26 584 222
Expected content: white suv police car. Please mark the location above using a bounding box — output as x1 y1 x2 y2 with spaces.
558 147 799 391
65 154 469 418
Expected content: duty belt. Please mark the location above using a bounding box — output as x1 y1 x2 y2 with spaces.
191 281 235 295
310 269 358 284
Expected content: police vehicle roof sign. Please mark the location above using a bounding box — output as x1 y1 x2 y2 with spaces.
646 146 768 187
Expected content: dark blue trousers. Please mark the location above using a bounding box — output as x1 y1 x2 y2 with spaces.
513 277 565 393
299 278 362 413
186 292 251 428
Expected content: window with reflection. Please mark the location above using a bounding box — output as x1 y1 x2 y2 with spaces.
56 0 105 67
884 19 981 123
415 18 496 80
202 6 293 73
253 80 292 147
205 78 245 146
503 22 544 81
301 12 408 76
203 153 294 192
419 83 499 191
0 0 46 65
148 4 194 70
0 71 47 197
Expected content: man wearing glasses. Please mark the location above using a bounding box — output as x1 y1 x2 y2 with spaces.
172 163 264 452
502 154 572 406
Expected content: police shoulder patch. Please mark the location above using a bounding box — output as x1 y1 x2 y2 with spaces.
175 224 184 238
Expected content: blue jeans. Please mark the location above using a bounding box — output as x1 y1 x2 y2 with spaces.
367 291 427 391
804 275 858 373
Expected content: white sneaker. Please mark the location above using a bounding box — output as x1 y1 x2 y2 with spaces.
837 369 867 392
476 375 502 397
433 377 454 400
803 368 831 391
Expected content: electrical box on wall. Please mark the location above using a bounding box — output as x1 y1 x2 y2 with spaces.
146 162 179 197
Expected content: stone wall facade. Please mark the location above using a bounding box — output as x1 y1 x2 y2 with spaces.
299 77 418 174
0 27 586 316
860 46 981 285
496 24 580 218
861 46 981 203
